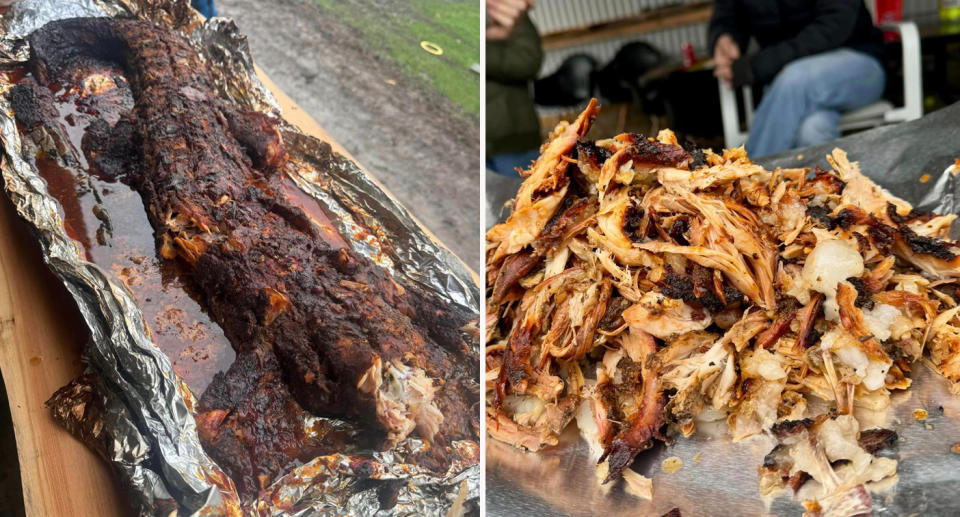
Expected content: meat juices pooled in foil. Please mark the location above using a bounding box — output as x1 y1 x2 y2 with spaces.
14 18 478 499
486 99 960 513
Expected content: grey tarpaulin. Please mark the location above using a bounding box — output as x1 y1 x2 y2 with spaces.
760 101 960 214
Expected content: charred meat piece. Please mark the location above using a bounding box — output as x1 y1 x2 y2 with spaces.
857 428 898 454
658 266 744 314
196 349 355 497
599 367 666 483
25 17 477 499
621 133 692 168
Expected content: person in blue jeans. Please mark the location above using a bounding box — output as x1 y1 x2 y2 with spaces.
709 0 886 157
191 0 217 18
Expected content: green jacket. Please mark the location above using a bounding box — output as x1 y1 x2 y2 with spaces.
486 14 543 156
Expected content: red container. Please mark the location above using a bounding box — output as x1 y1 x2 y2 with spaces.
875 0 903 24
682 42 695 68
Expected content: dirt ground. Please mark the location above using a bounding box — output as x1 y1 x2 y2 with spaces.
217 0 482 269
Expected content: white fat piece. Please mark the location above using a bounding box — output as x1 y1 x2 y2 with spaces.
820 328 891 391
574 386 604 460
802 238 864 321
861 303 902 342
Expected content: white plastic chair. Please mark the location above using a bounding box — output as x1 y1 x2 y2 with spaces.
717 21 923 149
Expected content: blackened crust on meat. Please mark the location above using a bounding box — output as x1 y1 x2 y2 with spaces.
867 224 896 251
658 274 696 303
10 81 58 129
573 140 608 190
26 17 126 82
502 324 535 396
683 139 707 170
575 140 611 166
771 418 814 439
826 202 957 259
809 166 846 193
762 443 788 468
197 349 355 497
536 196 597 253
668 217 690 245
846 277 875 309
491 250 539 304
626 135 692 168
899 226 957 261
887 202 936 225
807 206 833 227
857 428 898 454
83 116 142 179
661 508 682 517
599 296 632 332
531 165 570 200
623 204 645 243
851 232 869 254
223 109 289 170
829 208 862 230
658 272 744 313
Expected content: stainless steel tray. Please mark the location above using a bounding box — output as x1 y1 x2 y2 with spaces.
488 366 960 516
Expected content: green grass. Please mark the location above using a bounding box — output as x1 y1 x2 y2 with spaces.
314 0 480 115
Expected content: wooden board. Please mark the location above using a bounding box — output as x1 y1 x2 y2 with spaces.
0 67 475 516
0 180 128 517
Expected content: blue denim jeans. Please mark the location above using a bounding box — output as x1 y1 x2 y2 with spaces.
486 149 541 177
745 48 886 157
191 0 217 18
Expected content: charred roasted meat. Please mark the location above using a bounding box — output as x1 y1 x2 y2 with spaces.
17 17 478 501
486 100 960 512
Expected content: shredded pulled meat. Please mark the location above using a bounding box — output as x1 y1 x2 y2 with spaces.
485 100 960 512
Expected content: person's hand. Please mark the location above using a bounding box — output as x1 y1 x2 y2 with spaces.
486 0 534 40
713 34 740 87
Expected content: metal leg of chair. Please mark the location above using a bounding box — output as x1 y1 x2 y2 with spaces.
717 79 748 148
883 21 924 123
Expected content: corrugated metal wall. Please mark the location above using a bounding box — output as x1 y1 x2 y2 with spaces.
903 0 939 18
528 0 705 35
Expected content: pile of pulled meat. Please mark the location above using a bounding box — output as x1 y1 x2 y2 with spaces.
485 100 960 516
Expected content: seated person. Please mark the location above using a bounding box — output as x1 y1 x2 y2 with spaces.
710 0 885 156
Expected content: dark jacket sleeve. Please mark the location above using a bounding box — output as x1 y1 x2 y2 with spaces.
708 0 749 53
486 14 543 83
743 0 861 85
